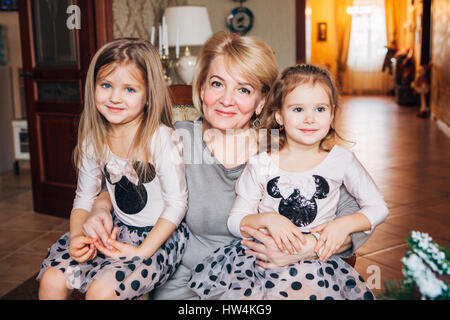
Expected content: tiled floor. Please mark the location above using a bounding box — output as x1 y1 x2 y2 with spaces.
0 95 448 298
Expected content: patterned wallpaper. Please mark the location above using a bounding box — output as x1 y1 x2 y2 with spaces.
112 0 186 40
113 0 153 39
431 0 450 126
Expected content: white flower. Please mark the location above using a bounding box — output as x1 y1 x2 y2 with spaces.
402 253 447 299
409 231 449 275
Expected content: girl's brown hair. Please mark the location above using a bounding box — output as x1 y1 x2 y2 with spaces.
192 31 278 123
261 64 342 152
74 38 173 173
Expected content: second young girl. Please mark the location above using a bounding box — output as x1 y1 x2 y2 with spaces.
188 64 388 300
37 38 189 300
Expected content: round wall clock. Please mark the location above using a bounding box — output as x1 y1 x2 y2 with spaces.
226 6 254 35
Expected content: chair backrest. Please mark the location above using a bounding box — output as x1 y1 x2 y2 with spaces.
169 85 193 105
169 84 201 122
343 254 356 268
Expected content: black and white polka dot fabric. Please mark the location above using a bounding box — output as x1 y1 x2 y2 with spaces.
36 212 189 300
188 239 374 300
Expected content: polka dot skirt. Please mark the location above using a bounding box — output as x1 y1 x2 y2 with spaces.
36 213 189 300
188 239 374 300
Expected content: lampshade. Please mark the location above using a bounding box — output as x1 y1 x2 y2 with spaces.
164 6 213 47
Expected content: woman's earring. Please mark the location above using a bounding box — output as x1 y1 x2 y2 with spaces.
279 125 284 132
252 117 261 127
144 102 149 112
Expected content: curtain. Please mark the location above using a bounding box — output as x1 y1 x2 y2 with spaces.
342 0 393 94
384 0 398 43
384 0 400 47
336 0 353 86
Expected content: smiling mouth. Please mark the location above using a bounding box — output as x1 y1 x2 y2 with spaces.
300 129 319 133
215 109 237 117
106 106 125 113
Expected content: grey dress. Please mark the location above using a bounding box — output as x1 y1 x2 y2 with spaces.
153 120 368 300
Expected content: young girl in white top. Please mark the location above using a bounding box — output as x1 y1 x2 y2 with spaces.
188 64 388 300
37 38 188 300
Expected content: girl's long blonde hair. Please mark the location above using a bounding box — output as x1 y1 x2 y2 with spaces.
261 64 342 152
74 38 173 173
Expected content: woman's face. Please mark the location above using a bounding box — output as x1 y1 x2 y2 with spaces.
200 55 265 131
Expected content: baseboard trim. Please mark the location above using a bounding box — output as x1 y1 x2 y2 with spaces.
432 113 450 139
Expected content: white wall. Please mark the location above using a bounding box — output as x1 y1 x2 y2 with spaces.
0 66 15 173
0 11 24 172
0 11 24 119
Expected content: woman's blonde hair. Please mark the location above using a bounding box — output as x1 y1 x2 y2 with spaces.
261 64 342 152
192 31 278 122
74 38 173 172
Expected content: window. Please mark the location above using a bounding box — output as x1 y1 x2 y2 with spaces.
344 0 393 94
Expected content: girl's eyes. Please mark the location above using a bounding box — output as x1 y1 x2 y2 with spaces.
99 83 136 93
291 106 328 112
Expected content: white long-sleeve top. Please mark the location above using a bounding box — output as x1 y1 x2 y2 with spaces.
227 145 388 238
72 125 187 227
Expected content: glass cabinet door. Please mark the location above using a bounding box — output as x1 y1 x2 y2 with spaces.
31 0 78 67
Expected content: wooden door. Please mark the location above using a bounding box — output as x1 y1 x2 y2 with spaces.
18 0 112 218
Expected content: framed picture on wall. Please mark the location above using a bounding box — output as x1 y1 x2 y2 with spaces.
317 22 327 41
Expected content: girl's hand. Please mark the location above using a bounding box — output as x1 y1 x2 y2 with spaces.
261 213 306 254
82 204 113 248
241 226 317 269
310 218 350 261
94 227 142 260
69 235 97 263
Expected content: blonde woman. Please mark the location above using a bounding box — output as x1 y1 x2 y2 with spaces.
84 32 371 300
37 38 188 300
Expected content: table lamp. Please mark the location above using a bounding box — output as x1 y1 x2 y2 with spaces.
164 6 213 84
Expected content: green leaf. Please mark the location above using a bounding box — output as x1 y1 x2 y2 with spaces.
377 279 414 300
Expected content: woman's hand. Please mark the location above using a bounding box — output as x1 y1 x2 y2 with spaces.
68 235 97 263
260 213 306 254
240 226 318 269
94 227 142 261
310 218 351 262
82 193 113 247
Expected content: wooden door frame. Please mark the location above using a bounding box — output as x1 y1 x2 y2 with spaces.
296 0 306 64
420 0 431 65
94 0 114 48
420 0 432 107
